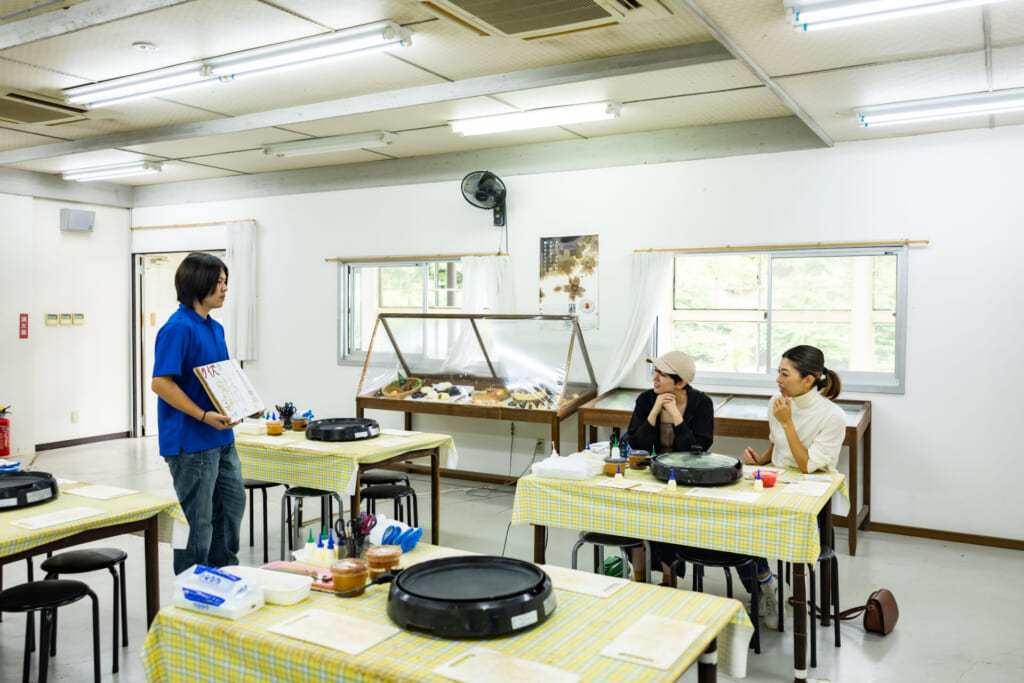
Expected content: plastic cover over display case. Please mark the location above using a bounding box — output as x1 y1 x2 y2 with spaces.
357 314 597 415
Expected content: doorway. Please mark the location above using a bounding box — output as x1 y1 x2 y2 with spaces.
135 250 226 436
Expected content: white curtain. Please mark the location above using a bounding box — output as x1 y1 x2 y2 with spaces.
598 251 673 393
441 255 516 372
223 220 258 361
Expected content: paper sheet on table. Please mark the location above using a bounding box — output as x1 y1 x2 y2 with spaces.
541 564 629 598
600 614 707 670
10 506 105 529
63 484 137 500
778 481 832 497
686 488 763 504
595 477 642 490
243 436 299 447
379 428 420 437
634 482 667 494
803 473 834 482
268 609 398 655
434 646 581 683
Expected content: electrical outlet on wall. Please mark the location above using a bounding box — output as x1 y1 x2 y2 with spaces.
534 438 544 455
71 410 79 424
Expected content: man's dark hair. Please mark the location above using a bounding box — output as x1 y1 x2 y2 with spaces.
175 252 228 306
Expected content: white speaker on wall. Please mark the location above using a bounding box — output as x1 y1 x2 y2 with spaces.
60 208 95 232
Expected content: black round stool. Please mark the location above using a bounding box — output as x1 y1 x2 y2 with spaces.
359 469 410 487
243 479 284 563
0 579 100 683
40 548 127 673
279 487 344 560
361 484 419 527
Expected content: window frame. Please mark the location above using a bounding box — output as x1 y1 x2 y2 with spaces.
337 258 463 365
665 245 908 394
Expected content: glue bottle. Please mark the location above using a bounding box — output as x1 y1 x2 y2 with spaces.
614 463 623 480
754 470 764 491
667 469 677 491
612 436 621 459
304 529 316 556
316 532 326 560
327 530 336 560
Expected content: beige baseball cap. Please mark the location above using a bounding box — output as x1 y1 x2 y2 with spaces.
647 350 696 384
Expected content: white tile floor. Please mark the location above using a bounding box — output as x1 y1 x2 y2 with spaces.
1 437 1021 682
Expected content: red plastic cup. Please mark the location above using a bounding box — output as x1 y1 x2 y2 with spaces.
760 470 777 488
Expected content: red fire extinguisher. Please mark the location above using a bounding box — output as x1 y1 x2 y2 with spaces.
0 405 10 457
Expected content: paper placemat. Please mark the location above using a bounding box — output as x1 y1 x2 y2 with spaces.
686 488 763 504
634 482 667 494
9 506 105 529
804 473 834 482
778 481 832 497
64 484 137 500
379 428 420 437
541 564 629 598
595 478 642 490
434 646 581 683
268 609 399 655
243 436 299 447
600 614 707 670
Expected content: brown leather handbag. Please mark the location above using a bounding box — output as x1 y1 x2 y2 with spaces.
839 588 899 635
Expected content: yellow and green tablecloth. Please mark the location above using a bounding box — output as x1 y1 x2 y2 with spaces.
511 470 843 564
142 544 752 681
234 431 457 495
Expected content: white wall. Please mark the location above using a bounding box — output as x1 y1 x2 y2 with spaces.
126 124 1024 541
0 193 36 457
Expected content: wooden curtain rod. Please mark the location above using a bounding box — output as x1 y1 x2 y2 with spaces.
635 239 929 253
325 252 507 263
130 219 256 230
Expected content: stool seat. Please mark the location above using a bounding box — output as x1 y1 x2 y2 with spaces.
0 580 91 612
286 486 336 497
361 484 413 499
571 532 650 583
243 479 280 489
578 532 644 548
360 484 418 527
280 487 344 561
40 548 126 574
360 470 409 485
674 546 751 567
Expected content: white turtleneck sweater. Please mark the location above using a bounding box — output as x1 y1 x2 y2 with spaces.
767 389 846 473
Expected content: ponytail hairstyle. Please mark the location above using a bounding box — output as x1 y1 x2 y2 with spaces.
782 345 842 401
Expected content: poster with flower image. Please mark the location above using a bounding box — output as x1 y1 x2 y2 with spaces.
539 235 598 329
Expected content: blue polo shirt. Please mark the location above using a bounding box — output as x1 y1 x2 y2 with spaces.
153 303 234 456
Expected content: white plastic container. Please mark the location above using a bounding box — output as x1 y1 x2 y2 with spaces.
225 566 312 605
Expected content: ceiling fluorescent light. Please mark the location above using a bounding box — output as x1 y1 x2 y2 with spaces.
62 160 163 182
263 131 398 157
855 88 1024 127
785 0 1009 31
63 20 411 108
450 102 622 136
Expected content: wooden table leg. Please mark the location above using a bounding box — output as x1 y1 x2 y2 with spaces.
847 437 858 556
430 448 440 545
551 420 560 456
793 562 808 682
577 416 585 452
533 525 546 564
698 638 718 683
144 515 160 627
863 422 872 531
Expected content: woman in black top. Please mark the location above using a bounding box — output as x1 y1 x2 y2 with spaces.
622 350 714 584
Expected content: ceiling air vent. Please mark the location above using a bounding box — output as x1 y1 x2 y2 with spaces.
0 90 88 125
421 0 672 39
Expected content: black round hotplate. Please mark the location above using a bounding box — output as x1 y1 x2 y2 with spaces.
651 451 742 486
0 471 58 509
387 555 555 637
305 418 380 442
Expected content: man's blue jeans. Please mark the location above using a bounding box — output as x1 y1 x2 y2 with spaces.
165 443 246 575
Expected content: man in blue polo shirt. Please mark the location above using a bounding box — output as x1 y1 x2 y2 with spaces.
151 252 247 575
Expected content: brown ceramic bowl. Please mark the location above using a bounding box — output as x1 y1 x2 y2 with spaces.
330 558 368 595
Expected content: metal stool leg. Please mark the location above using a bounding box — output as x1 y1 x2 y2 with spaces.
724 568 733 598
279 492 289 561
109 566 120 673
119 559 128 647
89 589 100 683
261 488 269 564
22 612 32 683
39 609 53 683
810 564 817 668
570 535 584 570
248 488 255 547
409 489 419 528
619 547 631 582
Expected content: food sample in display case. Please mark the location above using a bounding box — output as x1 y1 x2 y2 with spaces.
355 314 598 448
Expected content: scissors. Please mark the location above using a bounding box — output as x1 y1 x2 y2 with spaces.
357 512 377 535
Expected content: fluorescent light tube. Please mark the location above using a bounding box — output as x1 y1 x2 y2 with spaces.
63 20 411 108
786 0 1008 31
855 88 1024 127
450 102 622 136
62 161 163 182
263 131 398 157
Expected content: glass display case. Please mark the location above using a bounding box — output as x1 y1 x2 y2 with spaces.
355 314 598 449
577 388 871 556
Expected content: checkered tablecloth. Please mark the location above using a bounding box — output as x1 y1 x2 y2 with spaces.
511 470 844 564
0 483 178 557
234 431 457 496
141 544 752 682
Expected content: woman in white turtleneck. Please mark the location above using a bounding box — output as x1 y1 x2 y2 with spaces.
743 345 845 474
738 344 845 629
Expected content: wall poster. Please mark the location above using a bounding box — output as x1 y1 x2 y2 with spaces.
539 235 598 329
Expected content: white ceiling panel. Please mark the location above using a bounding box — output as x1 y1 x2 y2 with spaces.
779 51 991 142
6 147 153 174
180 147 388 174
0 0 321 86
496 61 761 111
992 44 1024 90
266 0 435 29
118 160 240 185
0 125 62 151
699 0 987 77
371 125 578 158
159 51 447 116
990 3 1024 44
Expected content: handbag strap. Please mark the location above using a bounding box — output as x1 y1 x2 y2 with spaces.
839 603 868 621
